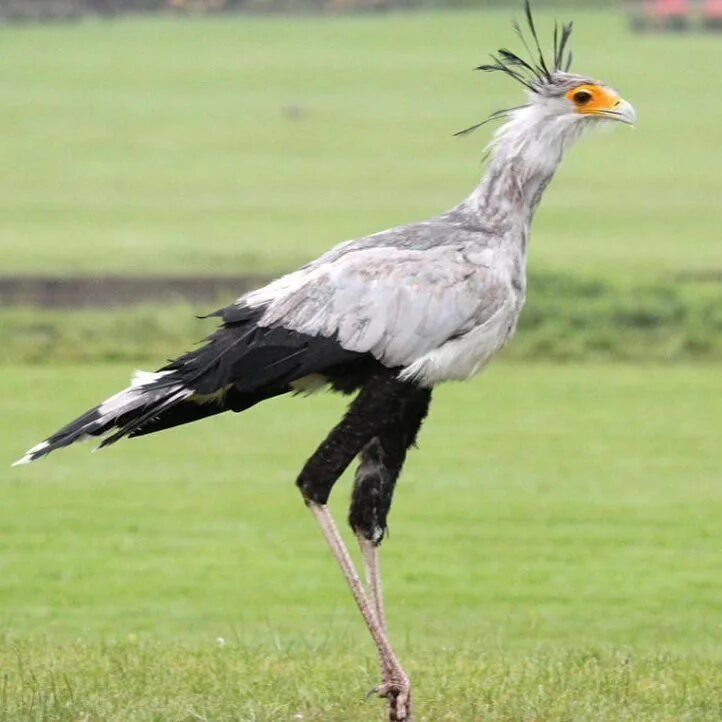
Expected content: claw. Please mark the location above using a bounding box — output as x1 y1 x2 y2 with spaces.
365 684 381 701
366 682 399 701
373 680 411 721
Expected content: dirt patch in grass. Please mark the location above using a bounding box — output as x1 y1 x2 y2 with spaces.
1 272 720 362
0 275 266 309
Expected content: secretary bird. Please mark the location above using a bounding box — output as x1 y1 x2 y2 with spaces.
14 3 635 720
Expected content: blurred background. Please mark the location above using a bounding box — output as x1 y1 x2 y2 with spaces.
0 2 720 720
1 0 721 362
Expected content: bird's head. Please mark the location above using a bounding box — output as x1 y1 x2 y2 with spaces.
525 72 636 129
458 2 636 146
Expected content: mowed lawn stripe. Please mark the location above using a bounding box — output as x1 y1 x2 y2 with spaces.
0 11 719 277
1 363 718 655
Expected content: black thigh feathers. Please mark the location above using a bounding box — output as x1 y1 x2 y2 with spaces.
348 385 431 543
296 374 431 524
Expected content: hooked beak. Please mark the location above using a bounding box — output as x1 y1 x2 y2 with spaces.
612 99 636 126
597 99 637 126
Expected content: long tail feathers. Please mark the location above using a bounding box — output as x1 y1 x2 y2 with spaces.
12 370 191 466
13 307 368 467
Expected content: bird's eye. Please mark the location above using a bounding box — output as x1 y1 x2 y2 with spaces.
573 90 593 106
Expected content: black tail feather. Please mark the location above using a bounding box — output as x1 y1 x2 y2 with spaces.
15 304 374 464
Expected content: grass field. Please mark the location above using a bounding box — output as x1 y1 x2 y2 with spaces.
0 10 720 279
2 363 720 719
1 7 720 720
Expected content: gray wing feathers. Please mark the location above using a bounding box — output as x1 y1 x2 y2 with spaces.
249 246 506 368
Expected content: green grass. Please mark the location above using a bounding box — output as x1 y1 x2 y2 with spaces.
1 8 720 718
2 642 719 721
1 363 720 719
0 11 720 278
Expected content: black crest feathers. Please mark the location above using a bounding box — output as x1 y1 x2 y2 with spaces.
456 1 574 137
478 0 574 88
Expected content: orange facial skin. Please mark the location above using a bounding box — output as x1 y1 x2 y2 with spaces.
566 84 623 117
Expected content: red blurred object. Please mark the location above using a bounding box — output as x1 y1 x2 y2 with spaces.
643 0 690 17
702 0 722 28
629 0 691 31
703 0 722 18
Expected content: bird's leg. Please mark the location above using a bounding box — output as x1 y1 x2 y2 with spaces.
297 375 428 722
356 530 408 719
358 533 387 633
348 389 432 721
307 500 412 722
352 436 398 638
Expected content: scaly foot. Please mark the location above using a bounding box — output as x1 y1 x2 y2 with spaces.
375 673 412 721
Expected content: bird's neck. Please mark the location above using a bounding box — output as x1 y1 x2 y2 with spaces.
454 108 572 254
